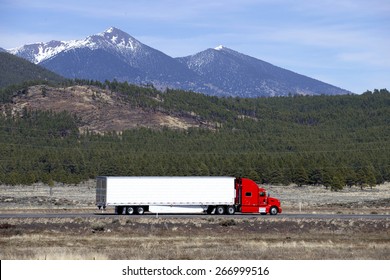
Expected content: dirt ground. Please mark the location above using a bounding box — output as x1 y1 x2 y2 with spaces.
1 181 389 260
0 215 389 260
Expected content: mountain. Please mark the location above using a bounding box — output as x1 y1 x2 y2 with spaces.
8 27 351 97
176 46 349 97
9 27 197 88
0 52 64 88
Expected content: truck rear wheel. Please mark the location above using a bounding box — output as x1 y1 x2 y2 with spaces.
137 206 145 215
216 206 225 215
227 205 235 215
126 206 135 215
270 206 278 215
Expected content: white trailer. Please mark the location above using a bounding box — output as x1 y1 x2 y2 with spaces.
96 176 236 214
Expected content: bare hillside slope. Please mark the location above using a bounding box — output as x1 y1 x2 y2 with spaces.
5 85 205 132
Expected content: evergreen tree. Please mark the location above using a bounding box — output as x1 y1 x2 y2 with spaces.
292 165 309 187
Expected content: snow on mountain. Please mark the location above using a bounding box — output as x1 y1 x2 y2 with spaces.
8 27 197 88
99 27 141 51
8 27 138 64
176 46 351 97
8 27 351 97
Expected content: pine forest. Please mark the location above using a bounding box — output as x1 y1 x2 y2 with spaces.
1 80 389 191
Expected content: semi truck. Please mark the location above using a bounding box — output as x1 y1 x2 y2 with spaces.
96 176 282 215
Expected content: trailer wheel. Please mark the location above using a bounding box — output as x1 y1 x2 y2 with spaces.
137 206 145 215
216 206 225 215
270 206 278 215
126 206 135 215
227 205 235 215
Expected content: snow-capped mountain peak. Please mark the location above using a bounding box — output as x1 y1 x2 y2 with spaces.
9 40 75 64
7 27 352 97
8 27 142 64
98 27 141 51
9 36 94 64
105 27 116 34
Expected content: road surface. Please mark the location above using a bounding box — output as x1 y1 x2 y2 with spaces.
0 212 389 219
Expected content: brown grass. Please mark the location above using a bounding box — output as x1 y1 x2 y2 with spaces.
1 181 390 259
1 217 389 260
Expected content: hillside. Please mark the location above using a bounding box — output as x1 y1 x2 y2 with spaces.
0 52 64 88
0 81 389 189
4 84 207 132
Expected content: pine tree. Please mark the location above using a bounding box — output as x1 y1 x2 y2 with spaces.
292 165 309 187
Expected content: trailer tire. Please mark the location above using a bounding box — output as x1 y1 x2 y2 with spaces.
137 206 145 215
126 206 135 215
270 206 278 215
216 206 225 215
227 205 235 215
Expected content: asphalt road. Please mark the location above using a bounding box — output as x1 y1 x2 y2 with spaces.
0 213 389 219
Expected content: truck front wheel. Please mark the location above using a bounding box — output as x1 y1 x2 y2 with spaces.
270 206 278 215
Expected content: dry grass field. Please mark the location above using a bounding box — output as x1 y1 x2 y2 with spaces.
1 181 390 260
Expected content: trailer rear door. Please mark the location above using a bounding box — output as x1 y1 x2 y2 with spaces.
96 177 107 207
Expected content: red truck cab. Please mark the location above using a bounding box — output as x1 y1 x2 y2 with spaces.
235 177 282 215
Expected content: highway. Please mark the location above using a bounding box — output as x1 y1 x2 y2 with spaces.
0 212 389 219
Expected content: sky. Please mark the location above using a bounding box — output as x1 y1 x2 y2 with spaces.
1 0 389 94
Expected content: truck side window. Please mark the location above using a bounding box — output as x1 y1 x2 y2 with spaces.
260 192 266 197
245 192 252 197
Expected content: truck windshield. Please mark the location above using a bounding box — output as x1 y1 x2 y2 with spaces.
260 192 266 197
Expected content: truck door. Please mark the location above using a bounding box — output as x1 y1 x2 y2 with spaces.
259 191 267 206
242 190 252 206
257 190 268 214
